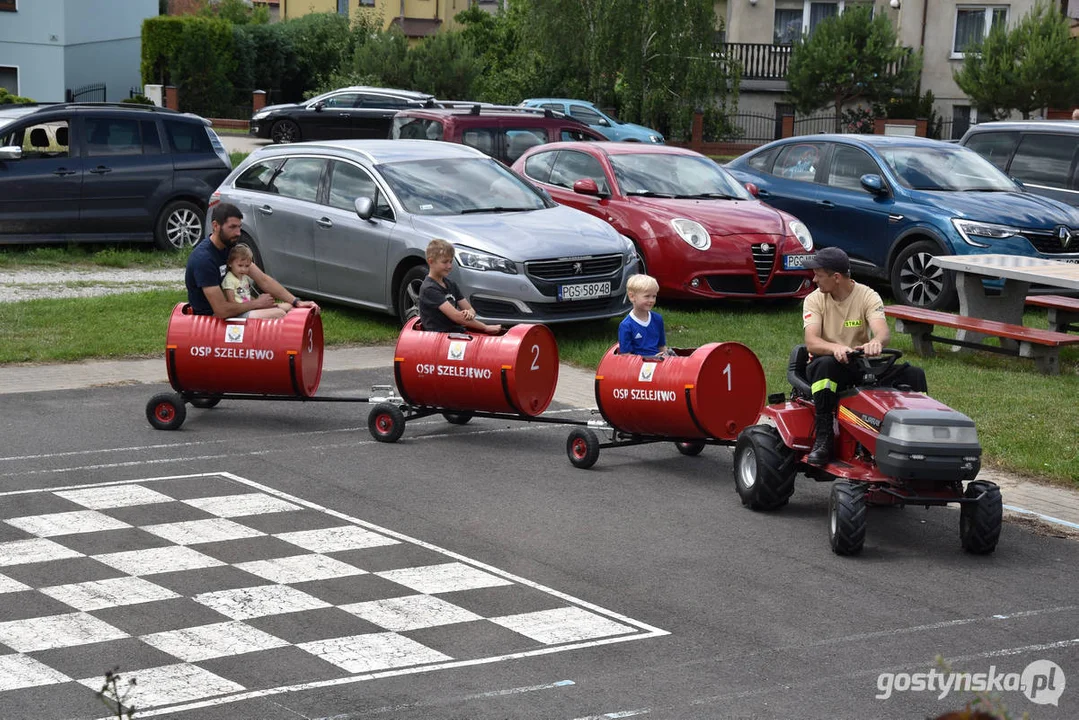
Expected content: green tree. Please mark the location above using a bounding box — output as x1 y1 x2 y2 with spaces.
954 1 1079 119
455 2 529 103
352 28 411 90
787 5 921 130
200 0 270 25
407 31 482 100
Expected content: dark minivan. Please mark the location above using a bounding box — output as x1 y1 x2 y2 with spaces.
960 120 1079 208
0 102 231 249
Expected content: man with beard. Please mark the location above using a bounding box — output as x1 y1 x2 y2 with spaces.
185 203 318 318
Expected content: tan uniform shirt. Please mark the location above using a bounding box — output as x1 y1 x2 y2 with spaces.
802 282 885 348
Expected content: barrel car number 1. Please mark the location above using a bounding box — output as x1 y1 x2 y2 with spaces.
558 281 611 301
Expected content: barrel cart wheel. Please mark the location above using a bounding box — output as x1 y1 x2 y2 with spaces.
442 411 474 425
189 396 222 409
567 428 601 469
959 480 1002 555
368 403 406 443
675 440 706 456
146 393 187 431
733 425 796 510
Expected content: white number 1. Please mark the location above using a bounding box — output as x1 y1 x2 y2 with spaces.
531 344 540 371
723 363 732 392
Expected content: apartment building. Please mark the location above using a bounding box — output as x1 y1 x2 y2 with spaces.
279 0 500 39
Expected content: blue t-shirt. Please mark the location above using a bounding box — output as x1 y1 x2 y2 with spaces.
618 311 666 356
185 237 229 316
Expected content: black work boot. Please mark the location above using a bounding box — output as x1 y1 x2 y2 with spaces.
806 412 835 465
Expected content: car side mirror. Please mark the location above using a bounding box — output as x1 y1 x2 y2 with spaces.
573 178 600 196
860 173 887 195
0 146 22 161
744 182 759 197
354 196 375 221
1010 175 1025 189
597 118 611 127
313 101 325 112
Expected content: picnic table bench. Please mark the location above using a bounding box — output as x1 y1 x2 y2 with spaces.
885 305 1079 375
1025 294 1079 333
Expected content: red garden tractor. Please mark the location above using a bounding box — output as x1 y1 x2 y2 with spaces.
732 346 1002 556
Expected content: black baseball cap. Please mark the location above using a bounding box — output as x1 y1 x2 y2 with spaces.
802 247 850 275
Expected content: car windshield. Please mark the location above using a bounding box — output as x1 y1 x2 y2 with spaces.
378 157 548 215
609 153 752 200
877 145 1016 192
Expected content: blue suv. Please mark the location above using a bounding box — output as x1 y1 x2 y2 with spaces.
727 135 1079 309
519 98 663 143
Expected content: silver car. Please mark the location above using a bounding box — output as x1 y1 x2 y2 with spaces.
212 140 638 324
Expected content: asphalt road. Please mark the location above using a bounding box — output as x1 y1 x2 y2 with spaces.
1 368 1077 720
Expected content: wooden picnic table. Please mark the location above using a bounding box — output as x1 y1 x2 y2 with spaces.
929 254 1079 347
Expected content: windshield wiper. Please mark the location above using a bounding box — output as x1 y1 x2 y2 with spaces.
459 206 533 214
626 191 676 198
674 192 739 200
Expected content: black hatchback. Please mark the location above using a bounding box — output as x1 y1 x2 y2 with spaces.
0 102 232 250
250 86 437 144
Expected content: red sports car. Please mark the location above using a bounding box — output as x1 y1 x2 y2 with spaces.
511 142 815 300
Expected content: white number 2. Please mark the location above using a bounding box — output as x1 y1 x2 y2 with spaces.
530 344 540 371
723 363 732 392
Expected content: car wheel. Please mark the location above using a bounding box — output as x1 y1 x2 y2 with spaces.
675 440 706 456
397 265 428 326
733 425 796 510
271 119 301 144
155 200 204 251
630 242 647 276
146 393 187 431
442 412 474 425
368 403 406 443
890 240 956 309
188 396 221 409
567 428 601 469
829 481 867 556
960 480 1002 554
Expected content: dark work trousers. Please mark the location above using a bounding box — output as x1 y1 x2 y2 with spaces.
806 356 928 414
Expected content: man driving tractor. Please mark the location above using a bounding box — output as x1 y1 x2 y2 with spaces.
801 247 927 464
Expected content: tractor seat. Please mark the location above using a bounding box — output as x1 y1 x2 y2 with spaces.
787 344 812 399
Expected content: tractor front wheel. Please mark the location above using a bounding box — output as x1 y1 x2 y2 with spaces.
960 480 1002 554
829 481 867 556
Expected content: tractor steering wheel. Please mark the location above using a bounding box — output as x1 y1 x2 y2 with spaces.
846 348 902 385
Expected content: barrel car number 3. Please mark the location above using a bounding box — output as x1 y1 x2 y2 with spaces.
558 282 611 301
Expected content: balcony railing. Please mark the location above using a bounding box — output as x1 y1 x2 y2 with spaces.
718 43 915 83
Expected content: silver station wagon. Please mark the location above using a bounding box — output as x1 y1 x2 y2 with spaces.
212 140 639 324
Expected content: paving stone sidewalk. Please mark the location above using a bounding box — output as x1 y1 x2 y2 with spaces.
1 346 1076 536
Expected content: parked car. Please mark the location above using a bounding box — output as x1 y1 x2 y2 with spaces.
211 139 639 324
520 98 664 144
390 105 606 166
0 102 231 250
959 120 1079 208
726 135 1079 309
250 86 436 144
512 142 815 300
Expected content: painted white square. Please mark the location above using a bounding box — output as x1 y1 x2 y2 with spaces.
141 620 289 662
141 517 265 545
93 546 224 576
0 654 72 691
78 663 244 707
40 576 179 611
490 606 635 645
0 573 30 593
194 584 330 619
376 562 513 594
341 594 482 632
55 485 173 509
235 554 366 584
183 493 300 517
0 611 128 652
276 525 399 553
5 510 131 537
299 632 451 673
0 538 82 567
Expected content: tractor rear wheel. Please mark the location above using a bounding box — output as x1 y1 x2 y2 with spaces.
960 481 1002 554
829 481 867 556
733 425 795 510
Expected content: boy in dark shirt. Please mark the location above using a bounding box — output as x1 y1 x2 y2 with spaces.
417 239 502 334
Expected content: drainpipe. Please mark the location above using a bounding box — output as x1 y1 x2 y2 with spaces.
920 0 928 50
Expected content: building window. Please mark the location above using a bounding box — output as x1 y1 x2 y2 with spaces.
0 0 16 11
0 66 17 95
808 2 839 35
337 0 348 16
774 9 803 44
359 0 374 5
953 5 1009 56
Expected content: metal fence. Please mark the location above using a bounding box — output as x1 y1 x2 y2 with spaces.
219 88 286 120
66 83 106 103
938 117 979 141
791 113 843 136
711 112 784 143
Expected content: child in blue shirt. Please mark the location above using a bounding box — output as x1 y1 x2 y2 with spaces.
618 274 675 358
